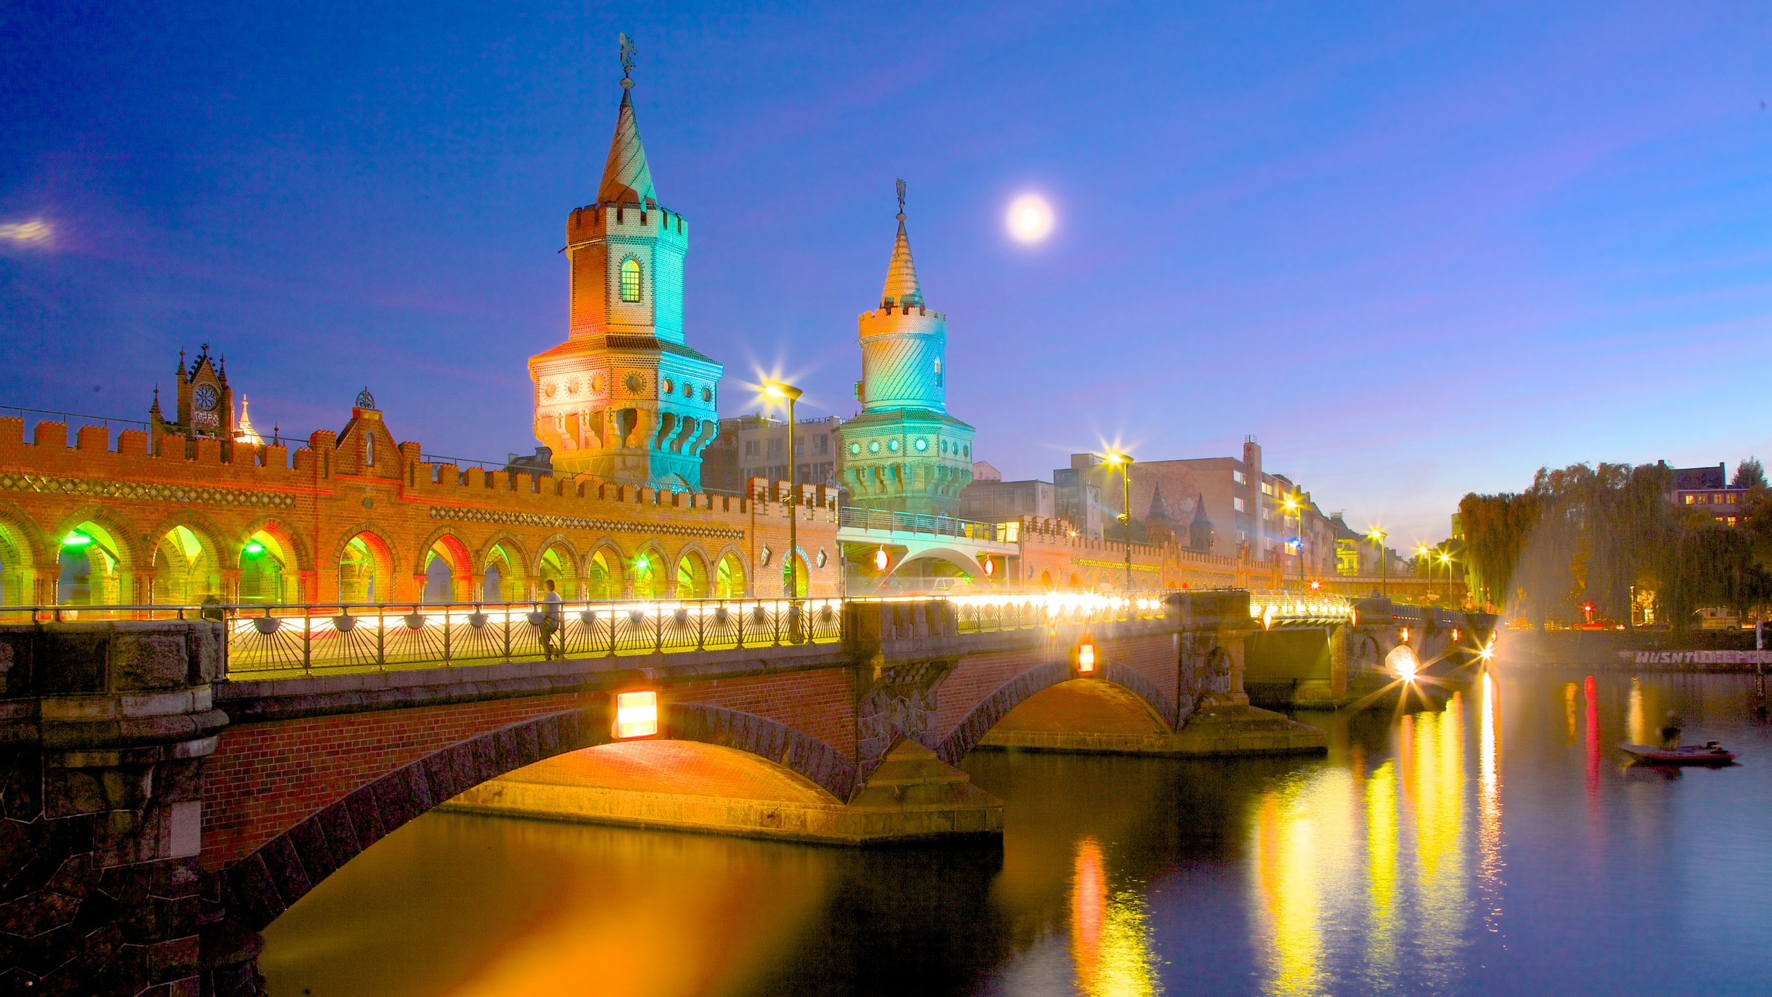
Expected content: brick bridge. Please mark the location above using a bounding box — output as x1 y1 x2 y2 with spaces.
0 590 1492 995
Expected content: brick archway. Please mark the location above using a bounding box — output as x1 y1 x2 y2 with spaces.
934 658 1175 765
216 701 856 933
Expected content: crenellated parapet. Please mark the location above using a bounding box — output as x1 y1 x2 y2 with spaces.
0 404 842 607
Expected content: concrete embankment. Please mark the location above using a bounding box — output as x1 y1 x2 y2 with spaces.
1501 629 1770 672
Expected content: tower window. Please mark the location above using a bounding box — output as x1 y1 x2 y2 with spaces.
933 357 943 387
620 258 642 302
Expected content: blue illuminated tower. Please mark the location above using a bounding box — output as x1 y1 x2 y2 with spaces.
836 186 976 516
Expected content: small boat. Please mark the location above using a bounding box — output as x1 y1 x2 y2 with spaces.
1618 741 1737 765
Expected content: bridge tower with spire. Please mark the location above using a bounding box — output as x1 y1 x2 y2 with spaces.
837 183 976 516
529 43 723 491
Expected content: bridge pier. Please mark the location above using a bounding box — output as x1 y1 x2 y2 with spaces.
0 621 229 996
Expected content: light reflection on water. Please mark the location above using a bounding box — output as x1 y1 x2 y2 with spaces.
261 669 1772 996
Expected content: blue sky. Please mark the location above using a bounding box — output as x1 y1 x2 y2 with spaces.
3 1 1769 545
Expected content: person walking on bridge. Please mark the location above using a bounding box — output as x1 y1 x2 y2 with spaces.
539 579 564 660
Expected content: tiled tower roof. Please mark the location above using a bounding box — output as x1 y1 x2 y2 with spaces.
598 87 656 205
881 215 923 308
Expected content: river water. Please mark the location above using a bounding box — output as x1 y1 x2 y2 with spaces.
259 668 1772 996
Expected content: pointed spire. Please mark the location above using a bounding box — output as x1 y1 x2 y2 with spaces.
177 350 186 377
150 386 162 417
1146 481 1169 521
598 80 656 205
881 179 923 308
1191 492 1212 526
236 395 263 446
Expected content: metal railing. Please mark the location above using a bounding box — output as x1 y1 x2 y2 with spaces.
0 598 845 677
838 507 1005 542
0 591 1179 678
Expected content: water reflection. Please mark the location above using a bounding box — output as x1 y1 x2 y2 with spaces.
1068 836 1158 997
262 670 1772 997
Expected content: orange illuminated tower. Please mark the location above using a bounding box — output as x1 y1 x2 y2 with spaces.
529 58 722 491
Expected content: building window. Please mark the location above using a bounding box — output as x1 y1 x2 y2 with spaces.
1233 470 1246 485
1684 494 1695 504
933 357 943 387
743 441 758 458
365 434 375 465
767 438 784 459
815 435 829 456
1233 497 1245 513
1728 517 1739 526
620 258 642 302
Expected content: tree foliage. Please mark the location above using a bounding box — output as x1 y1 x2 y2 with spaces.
1458 462 1772 627
1733 457 1766 490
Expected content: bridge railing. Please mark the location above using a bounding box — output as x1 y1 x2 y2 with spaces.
0 599 845 677
1245 591 1359 626
838 506 1004 542
946 593 1171 633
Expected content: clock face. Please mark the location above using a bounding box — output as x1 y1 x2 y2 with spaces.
193 385 218 412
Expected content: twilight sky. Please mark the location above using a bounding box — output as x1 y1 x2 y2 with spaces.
4 1 1770 546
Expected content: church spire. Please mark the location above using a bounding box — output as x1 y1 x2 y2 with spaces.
881 178 923 309
598 35 656 206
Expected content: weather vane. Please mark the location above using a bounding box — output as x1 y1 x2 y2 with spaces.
619 32 637 85
895 178 906 221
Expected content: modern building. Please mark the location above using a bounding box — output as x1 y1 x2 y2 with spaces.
702 414 844 494
527 72 724 491
1058 437 1336 571
835 187 975 516
958 477 1056 523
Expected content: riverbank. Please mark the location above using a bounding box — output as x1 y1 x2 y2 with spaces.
1501 628 1770 672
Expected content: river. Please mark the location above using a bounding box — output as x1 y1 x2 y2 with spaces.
259 668 1772 996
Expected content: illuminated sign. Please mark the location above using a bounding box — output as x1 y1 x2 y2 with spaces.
1076 640 1097 674
1335 538 1360 576
614 691 659 739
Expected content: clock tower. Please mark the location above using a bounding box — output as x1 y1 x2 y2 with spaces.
150 343 237 455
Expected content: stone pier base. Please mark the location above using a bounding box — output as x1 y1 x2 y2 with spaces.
442 740 1002 845
974 680 1326 757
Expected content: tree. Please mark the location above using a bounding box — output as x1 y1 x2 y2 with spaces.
1732 457 1767 490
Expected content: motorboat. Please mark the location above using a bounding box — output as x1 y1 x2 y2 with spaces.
1618 741 1737 765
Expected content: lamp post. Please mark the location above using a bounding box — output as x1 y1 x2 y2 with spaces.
1439 551 1454 604
763 381 804 604
1101 450 1135 593
1369 527 1388 599
1416 544 1433 601
1284 493 1305 589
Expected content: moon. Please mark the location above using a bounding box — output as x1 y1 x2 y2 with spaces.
1006 194 1054 243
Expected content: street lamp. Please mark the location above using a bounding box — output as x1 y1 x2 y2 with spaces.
1283 493 1305 588
1101 450 1135 593
1439 550 1454 603
1416 544 1433 599
1368 527 1388 599
762 381 804 604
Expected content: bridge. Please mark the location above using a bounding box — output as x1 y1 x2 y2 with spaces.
0 588 1507 995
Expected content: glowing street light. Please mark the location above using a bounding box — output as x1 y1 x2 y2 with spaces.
762 380 805 612
1368 527 1388 599
1283 492 1306 588
244 541 266 556
1100 450 1135 593
60 530 93 548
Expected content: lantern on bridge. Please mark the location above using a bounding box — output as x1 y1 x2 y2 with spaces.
614 690 659 740
1075 633 1098 676
873 547 890 572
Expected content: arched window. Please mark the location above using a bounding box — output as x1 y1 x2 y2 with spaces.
620 258 642 302
933 357 943 387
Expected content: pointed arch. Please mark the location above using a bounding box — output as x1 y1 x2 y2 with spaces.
533 534 580 598
239 517 314 573
630 542 668 600
583 540 625 601
143 512 228 604
673 542 711 599
475 531 531 603
52 507 143 606
333 527 397 605
417 528 473 605
0 500 48 605
711 544 747 600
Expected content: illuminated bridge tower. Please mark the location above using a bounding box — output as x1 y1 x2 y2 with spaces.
529 65 723 491
837 183 975 516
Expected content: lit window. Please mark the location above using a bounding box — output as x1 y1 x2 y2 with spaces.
1698 494 1709 504
620 258 642 302
1233 497 1246 513
933 357 943 387
1727 517 1738 526
1684 494 1695 504
365 434 374 465
1233 470 1246 485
